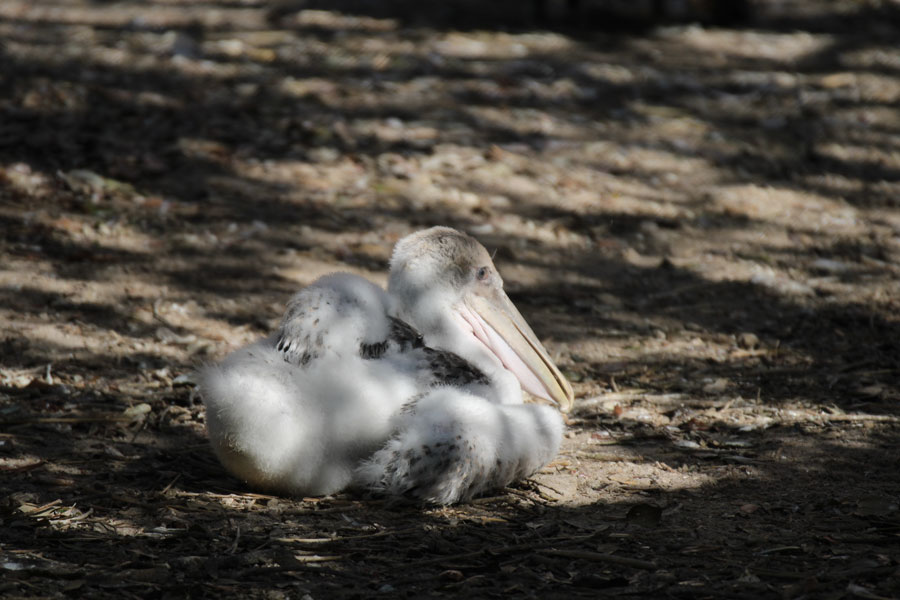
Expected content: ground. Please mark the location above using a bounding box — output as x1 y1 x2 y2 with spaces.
1 0 899 598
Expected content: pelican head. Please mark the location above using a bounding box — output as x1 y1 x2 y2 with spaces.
388 227 574 412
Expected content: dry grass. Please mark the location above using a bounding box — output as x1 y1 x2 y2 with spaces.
1 1 899 597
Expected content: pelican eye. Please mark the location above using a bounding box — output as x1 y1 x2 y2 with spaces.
476 266 489 281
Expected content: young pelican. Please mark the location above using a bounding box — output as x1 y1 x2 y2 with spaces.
200 227 574 504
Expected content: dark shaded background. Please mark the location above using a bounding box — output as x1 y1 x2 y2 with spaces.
1 1 899 598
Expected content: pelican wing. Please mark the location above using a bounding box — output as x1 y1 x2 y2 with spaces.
356 389 564 504
275 273 393 365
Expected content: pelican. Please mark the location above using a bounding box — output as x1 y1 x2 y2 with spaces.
199 227 574 504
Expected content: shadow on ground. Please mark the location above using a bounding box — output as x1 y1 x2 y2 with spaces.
1 0 898 598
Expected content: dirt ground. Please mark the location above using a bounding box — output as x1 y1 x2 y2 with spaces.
1 0 899 598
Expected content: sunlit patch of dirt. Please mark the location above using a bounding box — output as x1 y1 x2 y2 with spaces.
1 0 899 598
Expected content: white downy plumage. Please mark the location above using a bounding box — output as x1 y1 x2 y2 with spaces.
200 227 574 504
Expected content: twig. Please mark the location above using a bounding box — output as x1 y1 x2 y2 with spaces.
407 548 491 567
129 416 148 443
409 534 599 568
503 486 545 505
0 460 44 473
172 490 277 500
538 549 657 570
160 473 181 495
228 526 241 555
0 415 132 426
748 567 814 580
822 414 899 423
22 499 63 517
51 508 94 524
470 494 515 505
837 358 880 373
846 583 895 600
237 558 362 580
293 554 342 563
276 527 423 545
756 545 802 555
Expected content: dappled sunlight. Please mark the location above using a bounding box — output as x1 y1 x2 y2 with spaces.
1 0 899 597
0 1 267 30
661 27 833 64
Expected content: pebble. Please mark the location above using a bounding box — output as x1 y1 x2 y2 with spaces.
737 332 759 349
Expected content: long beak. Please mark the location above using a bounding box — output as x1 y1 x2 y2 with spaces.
461 287 574 413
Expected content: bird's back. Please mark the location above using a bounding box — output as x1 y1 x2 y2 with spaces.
201 273 417 496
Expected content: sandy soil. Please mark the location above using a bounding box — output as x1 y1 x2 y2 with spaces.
1 1 899 598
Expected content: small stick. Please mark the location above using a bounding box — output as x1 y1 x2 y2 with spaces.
160 473 181 495
237 559 358 580
24 499 63 517
0 415 132 426
538 549 657 570
822 414 898 423
293 554 342 563
228 526 241 555
276 527 423 544
410 535 599 567
0 460 44 473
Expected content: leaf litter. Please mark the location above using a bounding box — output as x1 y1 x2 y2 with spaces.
1 0 900 598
